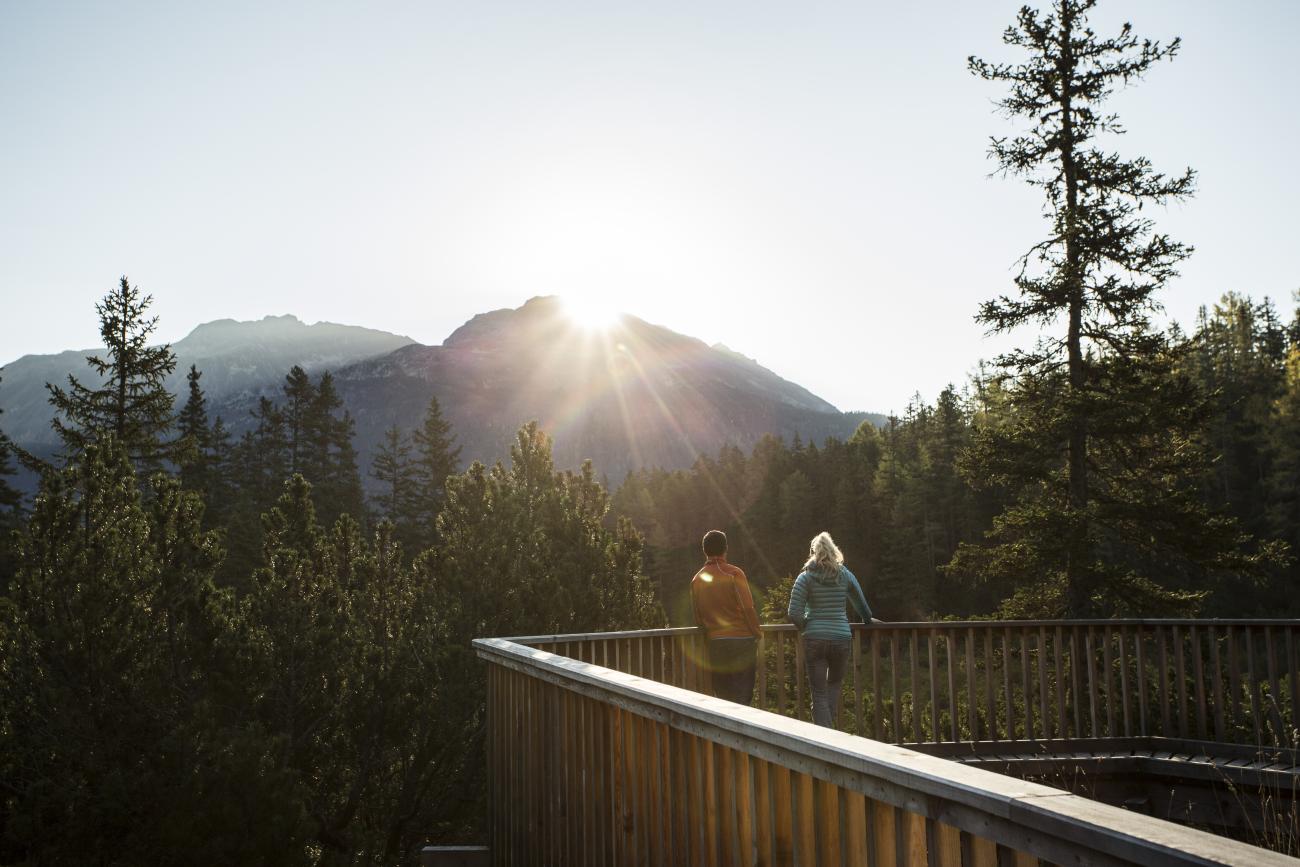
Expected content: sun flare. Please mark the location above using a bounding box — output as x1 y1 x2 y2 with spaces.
562 296 622 332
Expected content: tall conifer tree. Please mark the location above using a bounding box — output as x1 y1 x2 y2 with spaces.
176 365 213 493
951 0 1271 615
411 395 460 540
370 424 422 552
47 277 177 474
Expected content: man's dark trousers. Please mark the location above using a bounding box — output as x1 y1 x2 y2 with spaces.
707 637 757 706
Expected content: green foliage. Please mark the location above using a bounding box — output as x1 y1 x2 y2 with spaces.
0 439 301 864
0 374 22 589
369 424 424 552
411 395 460 523
6 266 1300 864
952 0 1275 616
429 421 662 645
46 277 178 474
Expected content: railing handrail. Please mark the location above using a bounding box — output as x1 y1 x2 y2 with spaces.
476 635 1297 866
506 619 1300 646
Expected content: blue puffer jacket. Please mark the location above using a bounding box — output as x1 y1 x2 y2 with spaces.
787 563 872 641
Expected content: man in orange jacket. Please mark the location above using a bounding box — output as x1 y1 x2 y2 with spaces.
690 529 762 706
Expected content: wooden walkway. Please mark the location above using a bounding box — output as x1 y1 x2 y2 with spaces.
479 623 1300 865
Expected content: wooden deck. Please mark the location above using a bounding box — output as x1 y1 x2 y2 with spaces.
477 620 1300 865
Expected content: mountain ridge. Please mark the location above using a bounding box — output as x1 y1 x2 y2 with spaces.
2 297 885 486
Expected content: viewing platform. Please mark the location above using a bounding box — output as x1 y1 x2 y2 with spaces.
474 620 1300 865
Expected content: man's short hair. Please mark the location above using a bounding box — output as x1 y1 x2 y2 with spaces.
702 530 727 557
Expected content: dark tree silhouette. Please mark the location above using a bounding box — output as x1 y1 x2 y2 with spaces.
949 0 1276 615
47 276 177 474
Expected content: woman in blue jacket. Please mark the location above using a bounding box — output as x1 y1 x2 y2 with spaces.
787 531 873 728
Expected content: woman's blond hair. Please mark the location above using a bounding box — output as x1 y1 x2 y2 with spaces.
805 531 844 574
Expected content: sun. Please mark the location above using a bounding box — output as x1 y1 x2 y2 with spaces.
561 295 622 332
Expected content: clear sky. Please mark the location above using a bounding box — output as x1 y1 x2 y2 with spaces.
2 0 1297 414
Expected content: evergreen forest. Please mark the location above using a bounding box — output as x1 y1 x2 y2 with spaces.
1 1 1297 862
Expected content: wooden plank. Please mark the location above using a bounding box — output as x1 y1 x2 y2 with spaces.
1290 627 1300 740
1119 626 1131 738
1173 624 1189 738
1069 627 1083 739
970 835 998 867
649 718 667 867
757 629 767 709
1135 626 1148 737
1022 628 1034 740
948 631 961 742
687 732 705 867
560 688 573 866
872 630 883 740
574 689 587 866
912 629 922 742
902 811 927 865
702 738 719 867
1086 629 1098 739
891 632 902 743
753 757 773 867
717 746 737 867
986 627 998 741
630 710 648 864
967 628 978 742
795 635 806 722
843 789 868 867
772 764 794 867
668 727 687 865
1037 626 1049 743
1003 627 1015 741
1055 625 1067 739
816 779 840 867
854 628 864 736
1267 626 1283 737
794 772 816 867
1191 624 1208 740
929 631 940 743
1102 626 1115 738
577 692 591 867
1228 625 1242 738
935 821 962 867
1246 628 1262 745
619 706 636 863
870 798 897 867
1014 850 1038 867
1157 627 1171 737
776 630 787 717
1210 625 1226 743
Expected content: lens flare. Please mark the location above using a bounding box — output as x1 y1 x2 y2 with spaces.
562 295 622 331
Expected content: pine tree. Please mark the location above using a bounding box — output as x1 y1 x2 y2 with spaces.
951 1 1273 615
281 365 317 476
0 374 22 590
0 439 300 863
46 276 177 474
305 372 364 525
411 394 460 535
370 424 422 552
1266 343 1300 614
176 365 213 494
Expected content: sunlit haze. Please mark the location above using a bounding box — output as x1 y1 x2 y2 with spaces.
561 295 623 333
2 1 1297 413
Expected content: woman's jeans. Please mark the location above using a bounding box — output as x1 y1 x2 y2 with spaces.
804 638 851 727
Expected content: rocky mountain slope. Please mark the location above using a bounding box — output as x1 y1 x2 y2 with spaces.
309 296 877 481
3 298 882 486
0 315 415 449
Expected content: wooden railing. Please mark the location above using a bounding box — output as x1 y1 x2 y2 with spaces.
513 620 1300 749
476 632 1298 866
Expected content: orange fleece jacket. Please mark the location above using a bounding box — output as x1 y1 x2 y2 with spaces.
690 556 761 639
